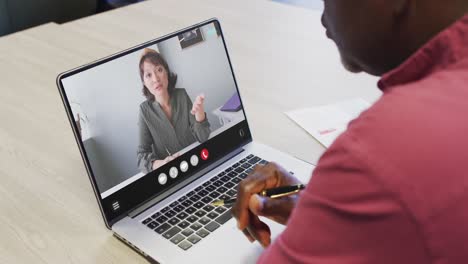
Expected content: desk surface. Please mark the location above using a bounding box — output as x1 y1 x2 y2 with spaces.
0 0 380 262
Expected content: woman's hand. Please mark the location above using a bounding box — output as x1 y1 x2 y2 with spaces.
191 94 206 122
151 153 181 170
231 162 302 248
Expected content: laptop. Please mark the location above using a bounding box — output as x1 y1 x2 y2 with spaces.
56 18 314 263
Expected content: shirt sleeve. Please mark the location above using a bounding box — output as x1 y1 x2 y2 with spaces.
257 136 429 264
184 91 211 142
137 108 158 174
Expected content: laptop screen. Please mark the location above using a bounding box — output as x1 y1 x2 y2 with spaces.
58 20 251 225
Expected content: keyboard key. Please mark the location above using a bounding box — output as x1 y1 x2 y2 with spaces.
178 221 190 229
203 204 215 212
259 159 268 165
178 240 192 251
207 212 219 219
199 217 211 225
215 207 227 214
155 223 171 234
163 226 181 239
187 235 201 244
170 234 185 245
197 190 208 197
225 167 233 172
176 212 189 220
189 194 201 203
227 189 237 196
241 163 251 169
234 167 244 173
232 162 240 168
238 173 248 179
186 215 199 223
187 191 196 197
190 223 203 231
156 216 168 224
165 210 176 218
195 210 207 218
215 210 233 225
208 191 221 199
181 200 193 207
143 218 152 225
170 201 178 207
202 181 211 187
205 185 215 192
151 212 161 219
218 194 230 201
228 172 238 178
218 171 226 176
220 176 231 182
212 180 223 187
178 196 187 202
173 205 185 212
248 157 261 164
185 207 196 214
182 228 194 237
196 229 210 238
192 202 205 209
195 186 203 192
168 218 180 225
231 177 242 184
246 168 254 174
205 221 220 232
201 197 212 204
217 186 228 193
147 221 158 229
161 207 170 213
246 154 254 159
224 182 235 189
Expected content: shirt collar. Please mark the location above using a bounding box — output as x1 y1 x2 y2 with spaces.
378 14 468 91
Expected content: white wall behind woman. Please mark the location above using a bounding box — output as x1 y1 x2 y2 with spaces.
157 23 238 132
61 44 159 193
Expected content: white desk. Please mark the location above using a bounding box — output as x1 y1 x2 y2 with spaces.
0 0 380 262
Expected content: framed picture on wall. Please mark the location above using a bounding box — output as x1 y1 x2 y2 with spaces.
178 28 204 49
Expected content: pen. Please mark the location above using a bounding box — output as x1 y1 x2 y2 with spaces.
211 184 306 207
165 147 172 156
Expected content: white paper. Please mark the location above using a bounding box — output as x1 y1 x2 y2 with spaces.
286 98 371 148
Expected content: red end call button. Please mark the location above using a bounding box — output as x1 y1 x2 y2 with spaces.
200 148 209 160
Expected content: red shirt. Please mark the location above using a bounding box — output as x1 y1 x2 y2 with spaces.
259 14 468 264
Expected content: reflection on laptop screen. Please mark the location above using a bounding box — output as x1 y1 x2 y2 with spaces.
61 22 245 200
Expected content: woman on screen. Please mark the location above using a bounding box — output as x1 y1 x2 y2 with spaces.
137 48 211 173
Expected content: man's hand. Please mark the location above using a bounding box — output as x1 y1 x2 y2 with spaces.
191 94 206 122
231 162 301 247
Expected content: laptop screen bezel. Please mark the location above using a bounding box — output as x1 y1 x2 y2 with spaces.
56 18 253 228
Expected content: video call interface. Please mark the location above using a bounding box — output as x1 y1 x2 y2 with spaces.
61 22 246 199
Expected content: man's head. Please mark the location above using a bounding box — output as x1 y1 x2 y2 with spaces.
321 0 468 76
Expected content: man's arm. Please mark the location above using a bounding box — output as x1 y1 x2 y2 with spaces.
257 139 429 264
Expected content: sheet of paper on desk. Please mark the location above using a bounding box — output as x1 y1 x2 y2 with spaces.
286 98 371 148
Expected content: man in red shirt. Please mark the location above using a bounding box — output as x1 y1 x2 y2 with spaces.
232 1 468 263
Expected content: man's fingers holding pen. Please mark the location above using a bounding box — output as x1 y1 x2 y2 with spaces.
249 194 298 225
232 162 299 230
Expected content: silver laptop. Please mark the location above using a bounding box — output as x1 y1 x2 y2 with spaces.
57 18 313 263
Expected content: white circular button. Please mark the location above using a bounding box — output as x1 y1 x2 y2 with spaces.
180 161 189 172
169 167 178 179
190 155 199 166
158 173 168 185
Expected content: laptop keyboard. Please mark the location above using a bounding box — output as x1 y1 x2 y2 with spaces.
141 154 267 251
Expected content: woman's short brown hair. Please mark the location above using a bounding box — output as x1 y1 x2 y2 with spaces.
139 49 178 101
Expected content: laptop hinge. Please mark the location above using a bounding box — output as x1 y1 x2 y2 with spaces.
127 146 245 218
